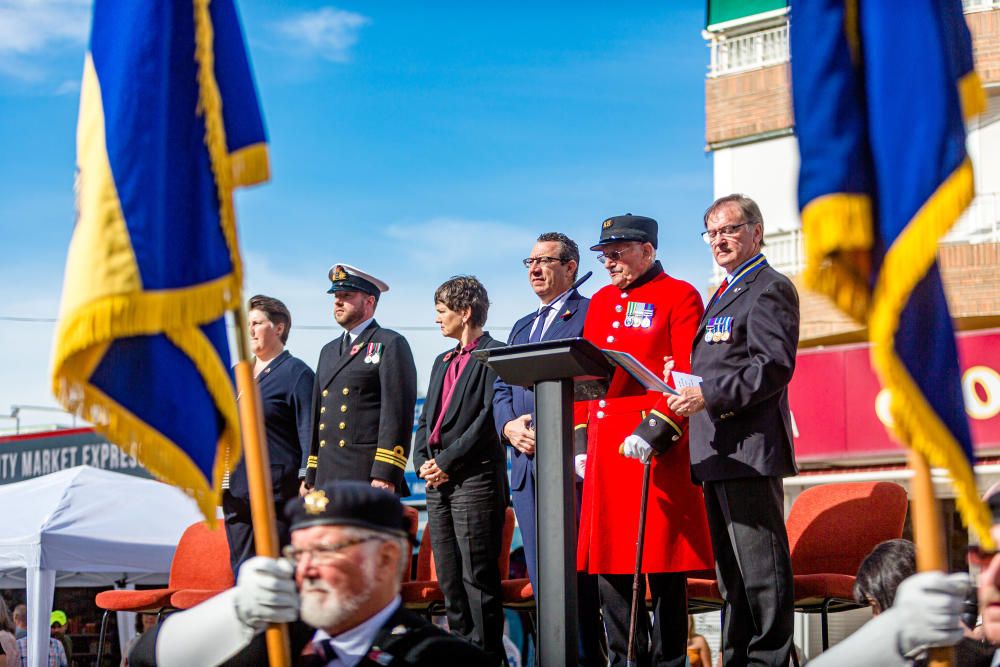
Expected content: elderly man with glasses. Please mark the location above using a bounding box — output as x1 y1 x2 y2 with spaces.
666 194 800 667
578 214 714 667
493 231 608 665
128 482 493 666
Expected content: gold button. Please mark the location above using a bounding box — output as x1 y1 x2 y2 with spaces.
319 423 325 431
342 387 349 396
322 390 329 397
319 439 326 447
340 405 347 412
339 440 346 447
320 406 326 414
339 422 346 430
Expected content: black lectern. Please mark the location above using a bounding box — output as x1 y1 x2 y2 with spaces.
473 337 612 667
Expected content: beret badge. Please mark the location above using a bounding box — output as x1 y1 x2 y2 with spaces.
304 489 330 515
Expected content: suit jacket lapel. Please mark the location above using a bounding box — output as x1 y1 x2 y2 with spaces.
423 355 447 435
440 334 492 425
257 349 290 389
542 291 582 340
324 321 380 387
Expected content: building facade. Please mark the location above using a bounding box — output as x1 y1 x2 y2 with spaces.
703 0 1000 656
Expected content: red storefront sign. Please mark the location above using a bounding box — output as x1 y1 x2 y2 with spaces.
789 328 1000 463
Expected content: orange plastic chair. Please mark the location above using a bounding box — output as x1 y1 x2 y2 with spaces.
787 481 908 649
94 521 233 666
403 507 516 615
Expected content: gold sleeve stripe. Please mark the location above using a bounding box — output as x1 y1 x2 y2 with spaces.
374 451 408 470
574 423 587 430
651 409 683 436
306 456 318 469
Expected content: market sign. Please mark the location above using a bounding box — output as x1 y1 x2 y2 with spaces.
0 428 151 484
789 328 1000 463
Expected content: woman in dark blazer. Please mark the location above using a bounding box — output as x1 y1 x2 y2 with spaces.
414 276 507 663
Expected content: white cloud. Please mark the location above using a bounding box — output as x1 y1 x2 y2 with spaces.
54 78 79 95
0 0 89 82
385 217 532 271
273 6 370 63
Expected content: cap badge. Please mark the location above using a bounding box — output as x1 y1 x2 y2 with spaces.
332 266 349 281
602 218 614 229
303 489 330 515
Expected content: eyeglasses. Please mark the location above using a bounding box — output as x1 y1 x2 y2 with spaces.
701 222 752 244
522 256 568 268
282 536 382 565
968 544 1000 568
595 246 638 264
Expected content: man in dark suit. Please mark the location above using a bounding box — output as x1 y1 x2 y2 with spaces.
304 264 417 496
668 194 799 667
129 482 494 666
413 276 508 662
492 232 607 665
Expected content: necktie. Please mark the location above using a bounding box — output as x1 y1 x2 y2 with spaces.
314 638 338 664
712 277 730 304
340 332 351 355
528 305 552 343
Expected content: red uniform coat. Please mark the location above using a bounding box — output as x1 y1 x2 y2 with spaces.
577 265 714 574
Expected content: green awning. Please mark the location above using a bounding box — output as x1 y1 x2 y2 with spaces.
706 0 787 28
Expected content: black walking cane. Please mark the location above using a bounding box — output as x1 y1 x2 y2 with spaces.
624 449 653 667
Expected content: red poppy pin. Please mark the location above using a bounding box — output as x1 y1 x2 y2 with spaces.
561 309 572 320
350 344 361 355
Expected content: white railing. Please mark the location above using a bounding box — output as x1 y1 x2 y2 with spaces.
964 0 1000 12
708 24 789 77
708 228 804 285
707 2 995 78
945 191 1000 243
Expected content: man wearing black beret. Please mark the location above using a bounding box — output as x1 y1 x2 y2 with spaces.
304 264 418 496
129 482 494 666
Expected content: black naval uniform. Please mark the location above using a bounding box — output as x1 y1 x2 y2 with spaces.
305 320 417 494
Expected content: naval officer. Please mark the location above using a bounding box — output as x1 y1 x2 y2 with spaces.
304 264 418 495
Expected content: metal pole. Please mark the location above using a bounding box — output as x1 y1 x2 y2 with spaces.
534 378 578 667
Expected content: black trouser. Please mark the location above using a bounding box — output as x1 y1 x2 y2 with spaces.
703 477 794 667
426 466 506 663
598 571 688 667
222 491 292 578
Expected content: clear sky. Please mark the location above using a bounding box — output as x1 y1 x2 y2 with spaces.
0 0 717 430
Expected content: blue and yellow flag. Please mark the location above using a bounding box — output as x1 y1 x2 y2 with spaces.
52 0 268 520
791 0 991 544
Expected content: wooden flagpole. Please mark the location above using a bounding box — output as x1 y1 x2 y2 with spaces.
908 449 952 667
233 307 292 667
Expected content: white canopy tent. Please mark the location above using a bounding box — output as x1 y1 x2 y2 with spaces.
0 466 206 667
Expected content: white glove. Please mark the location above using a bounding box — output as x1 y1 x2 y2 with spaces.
622 435 653 463
895 571 969 657
233 556 299 630
574 454 587 479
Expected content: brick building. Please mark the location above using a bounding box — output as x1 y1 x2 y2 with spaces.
701 0 1000 656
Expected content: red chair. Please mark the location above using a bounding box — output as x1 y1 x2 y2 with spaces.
403 507 516 615
787 481 908 649
94 520 233 666
167 522 236 609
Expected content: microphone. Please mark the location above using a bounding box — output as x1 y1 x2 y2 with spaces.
507 271 595 343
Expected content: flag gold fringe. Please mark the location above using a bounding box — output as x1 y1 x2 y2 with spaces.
800 192 873 323
869 158 994 548
53 376 222 522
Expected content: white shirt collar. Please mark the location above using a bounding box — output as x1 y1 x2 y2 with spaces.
531 288 573 339
345 316 375 342
312 596 401 667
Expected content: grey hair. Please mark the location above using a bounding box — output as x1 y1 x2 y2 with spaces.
338 526 410 583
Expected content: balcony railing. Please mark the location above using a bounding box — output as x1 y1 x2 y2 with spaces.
707 2 995 78
708 24 789 78
964 0 1000 12
945 191 1000 243
706 193 1000 284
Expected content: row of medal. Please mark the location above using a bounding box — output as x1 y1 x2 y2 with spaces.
704 316 733 343
623 301 655 329
363 342 384 364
